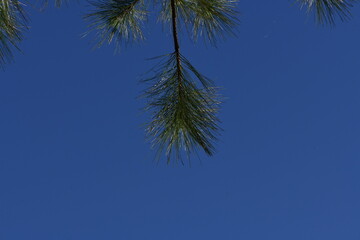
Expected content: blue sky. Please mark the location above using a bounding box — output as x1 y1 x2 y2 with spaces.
1 1 360 239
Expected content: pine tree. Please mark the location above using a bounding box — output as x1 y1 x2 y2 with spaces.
0 0 357 162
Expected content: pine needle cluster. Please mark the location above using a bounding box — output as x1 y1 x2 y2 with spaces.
142 53 221 163
86 0 147 48
158 0 238 44
299 0 357 25
0 0 27 65
0 0 66 66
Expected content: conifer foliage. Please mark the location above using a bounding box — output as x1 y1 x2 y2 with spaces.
0 0 27 65
84 0 360 163
0 0 66 65
299 0 357 25
87 0 237 163
0 0 358 162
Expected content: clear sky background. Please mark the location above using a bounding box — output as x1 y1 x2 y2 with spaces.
1 1 360 239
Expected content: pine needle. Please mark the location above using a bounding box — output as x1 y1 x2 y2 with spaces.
158 0 239 45
299 0 356 25
0 0 27 66
85 0 147 49
142 53 221 163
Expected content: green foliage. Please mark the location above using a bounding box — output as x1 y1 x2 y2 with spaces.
143 53 221 163
85 0 147 48
158 0 238 44
299 0 356 25
1 0 359 163
191 0 238 43
86 0 235 163
0 0 27 66
0 0 66 67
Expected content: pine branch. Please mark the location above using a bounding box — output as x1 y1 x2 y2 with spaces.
0 0 27 67
85 0 147 48
141 1 221 163
191 0 238 44
299 0 356 25
0 0 66 67
170 0 182 93
143 53 221 163
159 0 239 45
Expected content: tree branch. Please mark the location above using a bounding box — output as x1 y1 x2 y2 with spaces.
170 0 182 91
